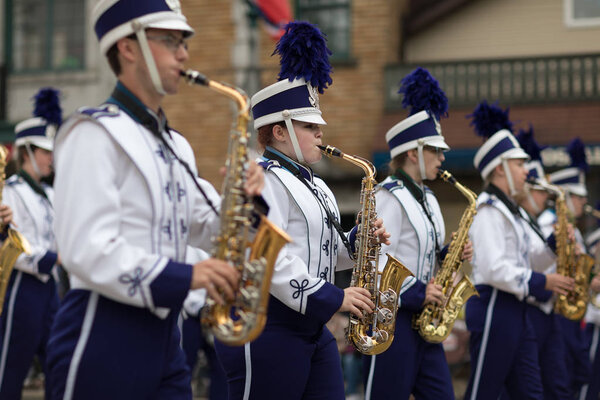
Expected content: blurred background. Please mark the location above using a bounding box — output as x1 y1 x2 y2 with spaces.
3 0 600 398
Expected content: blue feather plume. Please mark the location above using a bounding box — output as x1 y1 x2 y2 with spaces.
467 100 513 138
33 87 62 126
516 124 545 162
567 137 589 173
398 67 448 120
273 21 333 94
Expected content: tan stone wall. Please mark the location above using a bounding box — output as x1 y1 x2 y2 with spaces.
405 0 600 63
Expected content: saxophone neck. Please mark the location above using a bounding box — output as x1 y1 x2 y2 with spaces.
437 169 477 206
180 69 250 116
318 145 376 181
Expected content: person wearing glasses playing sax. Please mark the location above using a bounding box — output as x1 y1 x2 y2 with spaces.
511 126 575 400
363 67 472 400
46 1 264 399
464 101 572 400
0 88 59 399
539 137 593 398
214 22 388 400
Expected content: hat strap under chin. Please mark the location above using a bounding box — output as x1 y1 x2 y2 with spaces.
282 111 304 163
502 158 518 197
132 21 166 96
525 187 541 215
417 140 427 181
25 143 41 179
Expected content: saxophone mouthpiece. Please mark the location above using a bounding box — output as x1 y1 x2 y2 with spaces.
437 169 456 184
180 69 209 86
318 145 343 158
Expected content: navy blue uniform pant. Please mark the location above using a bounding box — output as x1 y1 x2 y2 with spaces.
47 290 191 400
464 286 543 400
214 297 345 400
0 271 58 399
180 314 227 400
578 323 599 400
558 316 591 398
362 308 454 400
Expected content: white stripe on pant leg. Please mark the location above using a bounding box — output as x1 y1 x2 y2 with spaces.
0 271 22 392
243 342 252 400
579 325 600 400
470 288 497 400
64 292 99 400
364 355 377 400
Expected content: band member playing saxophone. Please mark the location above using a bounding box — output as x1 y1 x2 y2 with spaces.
45 1 264 398
363 67 473 400
0 88 57 398
464 101 572 400
214 22 388 400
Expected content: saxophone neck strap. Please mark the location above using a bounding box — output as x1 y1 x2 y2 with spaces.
108 84 220 217
394 169 441 256
17 169 48 201
263 148 355 260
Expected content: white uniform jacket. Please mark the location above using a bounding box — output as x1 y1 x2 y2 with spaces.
54 91 221 319
3 173 57 282
258 148 352 326
521 210 556 314
469 187 548 301
376 175 445 311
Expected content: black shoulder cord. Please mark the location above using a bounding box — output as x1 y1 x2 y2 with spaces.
108 88 219 217
264 149 355 260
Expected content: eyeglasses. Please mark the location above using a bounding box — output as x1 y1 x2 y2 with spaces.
424 146 445 157
145 34 189 52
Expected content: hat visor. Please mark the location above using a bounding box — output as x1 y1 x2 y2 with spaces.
147 19 194 37
291 113 327 126
423 136 450 150
504 147 530 161
17 137 53 151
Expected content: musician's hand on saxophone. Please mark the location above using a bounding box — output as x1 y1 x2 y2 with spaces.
0 204 13 227
451 231 474 262
544 273 575 296
423 278 444 307
339 287 375 318
372 217 391 245
244 162 265 196
191 259 240 305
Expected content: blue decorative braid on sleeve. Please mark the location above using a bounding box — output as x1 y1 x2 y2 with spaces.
528 271 552 302
149 261 193 309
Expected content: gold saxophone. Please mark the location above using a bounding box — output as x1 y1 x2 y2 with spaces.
319 145 413 355
414 169 479 343
181 70 291 345
0 146 31 316
550 185 594 320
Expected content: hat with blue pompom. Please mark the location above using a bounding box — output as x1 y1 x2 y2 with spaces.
548 137 588 197
15 87 62 152
251 21 333 163
516 124 547 189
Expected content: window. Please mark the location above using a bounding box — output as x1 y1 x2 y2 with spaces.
564 0 600 28
296 0 352 61
6 0 86 73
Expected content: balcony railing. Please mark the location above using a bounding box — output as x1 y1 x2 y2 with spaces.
384 53 600 110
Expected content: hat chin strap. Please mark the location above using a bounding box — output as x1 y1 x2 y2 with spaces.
417 141 427 181
132 22 166 96
282 111 304 163
25 143 41 179
525 187 541 215
502 158 518 197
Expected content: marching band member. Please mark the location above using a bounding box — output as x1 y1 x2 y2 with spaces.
46 1 264 398
0 88 60 398
464 101 571 400
580 216 600 400
214 22 386 400
540 137 593 398
363 67 471 400
514 126 573 400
